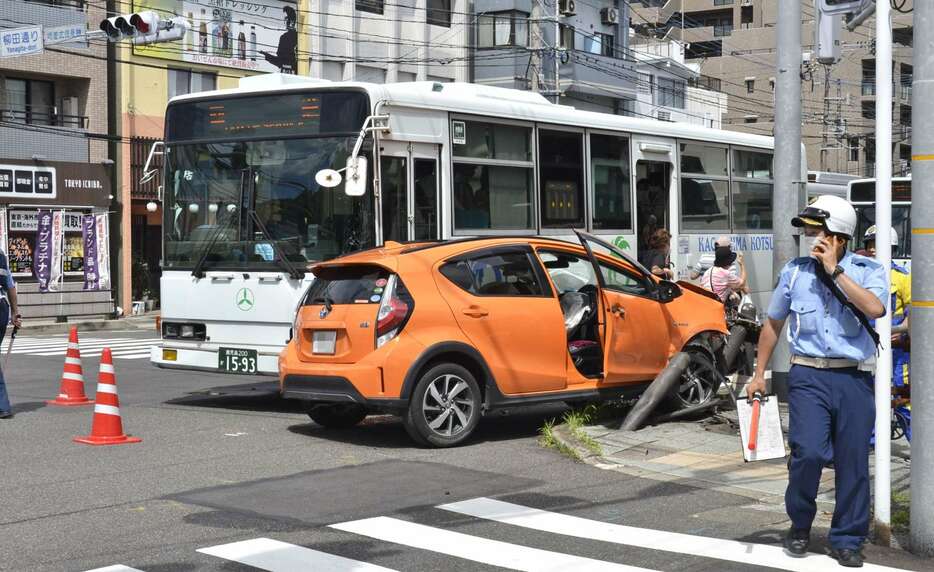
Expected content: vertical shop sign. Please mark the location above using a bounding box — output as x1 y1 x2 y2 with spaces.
48 210 65 292
0 208 7 258
82 215 99 290
95 214 111 289
34 210 53 291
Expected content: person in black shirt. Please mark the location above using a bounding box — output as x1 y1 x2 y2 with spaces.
645 229 674 280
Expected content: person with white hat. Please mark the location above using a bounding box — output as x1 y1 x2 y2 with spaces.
746 195 886 567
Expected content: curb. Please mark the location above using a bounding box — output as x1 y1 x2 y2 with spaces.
20 318 158 335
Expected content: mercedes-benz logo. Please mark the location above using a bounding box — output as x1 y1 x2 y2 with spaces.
236 287 255 311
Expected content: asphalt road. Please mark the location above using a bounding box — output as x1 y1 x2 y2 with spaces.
0 331 929 571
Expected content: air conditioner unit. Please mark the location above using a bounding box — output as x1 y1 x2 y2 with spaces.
559 0 576 17
60 96 79 118
601 7 619 25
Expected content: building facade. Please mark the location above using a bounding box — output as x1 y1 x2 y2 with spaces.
0 0 114 320
630 0 914 177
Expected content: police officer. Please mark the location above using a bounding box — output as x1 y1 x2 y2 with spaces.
746 195 886 568
0 247 23 419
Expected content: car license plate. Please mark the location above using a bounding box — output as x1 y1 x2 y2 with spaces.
312 330 337 354
218 347 258 374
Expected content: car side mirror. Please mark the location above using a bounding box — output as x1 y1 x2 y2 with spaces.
656 280 682 304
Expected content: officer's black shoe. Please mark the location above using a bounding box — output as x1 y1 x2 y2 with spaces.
783 528 810 557
0 411 13 419
830 548 864 568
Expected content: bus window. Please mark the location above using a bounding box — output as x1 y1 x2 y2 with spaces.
539 129 584 228
679 143 729 232
590 134 632 231
453 120 534 232
732 149 773 230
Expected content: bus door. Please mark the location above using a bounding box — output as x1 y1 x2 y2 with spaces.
631 137 678 270
379 142 440 244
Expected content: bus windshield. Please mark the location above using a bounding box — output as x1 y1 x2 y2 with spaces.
162 91 374 271
853 204 911 260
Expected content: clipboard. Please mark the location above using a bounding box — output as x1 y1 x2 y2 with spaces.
736 394 786 462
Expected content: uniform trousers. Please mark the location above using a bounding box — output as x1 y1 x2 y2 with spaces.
786 364 875 550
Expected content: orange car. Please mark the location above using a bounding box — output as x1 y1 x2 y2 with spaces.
279 232 728 447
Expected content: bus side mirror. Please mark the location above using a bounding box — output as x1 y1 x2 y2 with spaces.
344 156 367 197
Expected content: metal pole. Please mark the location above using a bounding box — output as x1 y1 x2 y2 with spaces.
910 0 934 556
873 0 893 546
553 0 560 104
771 0 802 401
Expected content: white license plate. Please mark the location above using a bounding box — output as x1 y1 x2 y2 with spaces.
312 330 337 354
218 348 258 374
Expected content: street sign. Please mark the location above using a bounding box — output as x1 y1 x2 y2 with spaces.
44 24 88 48
0 26 44 58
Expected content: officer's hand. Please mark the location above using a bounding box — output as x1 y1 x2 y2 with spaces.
812 237 840 274
745 375 767 400
12 313 22 328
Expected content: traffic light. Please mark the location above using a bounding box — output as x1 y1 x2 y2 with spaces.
99 11 189 44
818 0 872 16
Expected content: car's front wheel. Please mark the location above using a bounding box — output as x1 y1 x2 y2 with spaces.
403 363 481 447
305 403 368 428
668 347 722 410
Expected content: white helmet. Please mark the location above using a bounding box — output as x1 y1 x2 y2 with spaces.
864 225 899 247
792 195 857 238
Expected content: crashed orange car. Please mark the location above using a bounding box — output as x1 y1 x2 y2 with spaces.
279 232 729 447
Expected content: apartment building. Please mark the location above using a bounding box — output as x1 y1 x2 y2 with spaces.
0 0 114 320
630 0 914 177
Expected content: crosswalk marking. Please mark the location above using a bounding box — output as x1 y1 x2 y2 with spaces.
330 516 659 572
438 497 908 572
84 566 146 572
2 338 159 360
197 537 397 572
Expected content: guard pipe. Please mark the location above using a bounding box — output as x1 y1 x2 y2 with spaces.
619 352 691 432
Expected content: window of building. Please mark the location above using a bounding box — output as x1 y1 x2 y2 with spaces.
477 11 529 48
745 78 755 93
168 69 216 99
427 0 451 27
0 77 55 126
900 144 911 162
27 0 84 8
732 149 773 230
584 32 615 57
680 143 730 233
655 77 685 109
440 249 546 297
356 0 384 15
741 5 754 28
714 0 733 5
539 129 584 228
560 24 575 50
453 120 534 231
706 16 733 37
861 101 874 119
638 72 654 95
848 137 860 162
590 133 631 231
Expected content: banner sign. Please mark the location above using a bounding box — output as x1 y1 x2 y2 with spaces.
133 0 298 73
0 26 44 58
34 210 53 291
82 215 99 290
48 210 64 292
0 165 56 198
8 210 82 232
95 214 111 290
0 208 7 259
44 24 88 49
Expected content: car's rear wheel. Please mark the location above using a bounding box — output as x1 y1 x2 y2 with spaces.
403 363 481 447
668 347 722 410
306 403 368 428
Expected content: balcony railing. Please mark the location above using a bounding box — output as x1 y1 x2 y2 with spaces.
0 107 88 129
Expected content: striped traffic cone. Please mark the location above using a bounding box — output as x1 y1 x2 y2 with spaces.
74 348 141 446
46 327 93 407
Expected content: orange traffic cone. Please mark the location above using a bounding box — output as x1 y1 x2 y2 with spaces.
74 348 141 446
47 327 93 407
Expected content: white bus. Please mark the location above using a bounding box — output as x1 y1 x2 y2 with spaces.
152 73 797 375
848 176 912 268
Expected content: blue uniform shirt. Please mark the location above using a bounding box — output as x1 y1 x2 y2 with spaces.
767 251 887 361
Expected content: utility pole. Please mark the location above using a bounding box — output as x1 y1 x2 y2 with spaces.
910 0 934 556
771 0 803 401
529 1 542 93
553 0 561 104
873 0 893 546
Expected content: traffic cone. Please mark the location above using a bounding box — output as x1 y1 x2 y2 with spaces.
74 348 141 446
46 327 93 407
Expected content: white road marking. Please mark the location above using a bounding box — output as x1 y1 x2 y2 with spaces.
84 565 146 572
330 516 659 572
197 537 397 572
438 497 910 572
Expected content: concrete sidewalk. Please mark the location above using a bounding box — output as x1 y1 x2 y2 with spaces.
554 404 913 548
18 312 160 335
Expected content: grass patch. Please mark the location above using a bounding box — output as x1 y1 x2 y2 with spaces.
564 405 603 456
539 420 583 462
892 490 910 533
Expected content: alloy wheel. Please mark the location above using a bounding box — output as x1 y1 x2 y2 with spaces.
675 353 718 407
422 373 475 437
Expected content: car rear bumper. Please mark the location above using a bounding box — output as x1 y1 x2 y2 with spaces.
281 374 407 411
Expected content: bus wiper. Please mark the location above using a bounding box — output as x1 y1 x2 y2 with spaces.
191 210 236 279
247 210 305 280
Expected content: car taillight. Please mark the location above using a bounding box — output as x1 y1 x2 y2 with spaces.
376 274 413 348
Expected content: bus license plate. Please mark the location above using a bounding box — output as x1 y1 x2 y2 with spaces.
218 348 258 374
